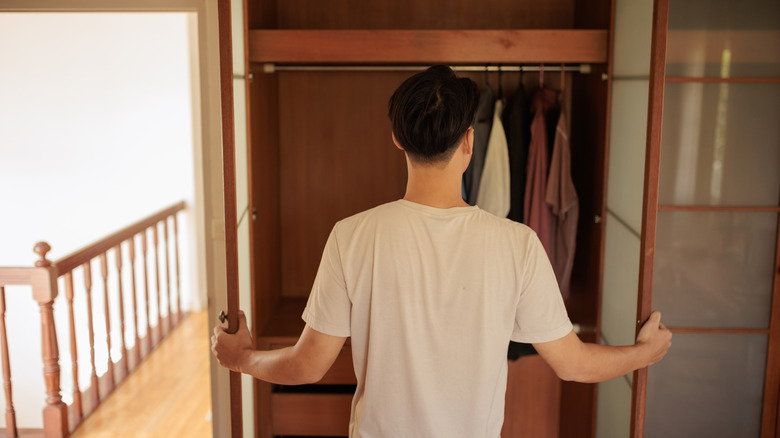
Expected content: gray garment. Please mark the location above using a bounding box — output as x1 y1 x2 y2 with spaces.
462 85 495 205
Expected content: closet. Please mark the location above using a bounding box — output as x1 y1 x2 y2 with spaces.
241 1 614 436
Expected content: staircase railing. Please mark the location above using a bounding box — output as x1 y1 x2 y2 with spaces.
0 201 187 438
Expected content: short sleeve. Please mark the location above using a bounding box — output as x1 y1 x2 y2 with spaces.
302 226 352 337
511 232 572 343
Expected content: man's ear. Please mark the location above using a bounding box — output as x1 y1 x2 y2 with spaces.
462 127 474 155
392 133 405 151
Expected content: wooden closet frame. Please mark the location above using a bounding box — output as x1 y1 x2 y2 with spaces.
238 1 617 436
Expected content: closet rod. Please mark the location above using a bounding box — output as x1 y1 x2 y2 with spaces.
262 63 592 74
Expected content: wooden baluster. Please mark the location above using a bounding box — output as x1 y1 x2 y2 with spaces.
99 253 115 393
163 218 172 334
173 214 182 324
141 230 152 354
0 286 18 438
153 224 162 342
34 242 68 438
128 237 141 366
114 245 128 378
83 260 100 408
64 272 83 425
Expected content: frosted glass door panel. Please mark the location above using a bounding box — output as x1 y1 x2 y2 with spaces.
653 211 777 328
608 80 650 233
666 0 780 77
612 0 653 77
596 377 632 438
645 333 767 438
601 215 641 349
658 83 780 206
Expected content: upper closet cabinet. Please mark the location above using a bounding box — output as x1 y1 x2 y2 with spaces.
242 1 615 437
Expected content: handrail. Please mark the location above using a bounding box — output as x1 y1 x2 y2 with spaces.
55 201 186 275
0 201 187 438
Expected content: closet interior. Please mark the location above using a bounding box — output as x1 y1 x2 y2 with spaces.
242 1 614 436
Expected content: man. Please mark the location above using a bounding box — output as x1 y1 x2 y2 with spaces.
212 65 671 437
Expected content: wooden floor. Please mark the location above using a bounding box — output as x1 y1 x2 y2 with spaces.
70 310 212 438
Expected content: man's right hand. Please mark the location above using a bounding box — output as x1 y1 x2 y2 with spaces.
534 310 672 383
635 310 672 366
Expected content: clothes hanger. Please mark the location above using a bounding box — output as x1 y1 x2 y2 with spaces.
560 63 565 92
497 65 503 100
518 63 525 86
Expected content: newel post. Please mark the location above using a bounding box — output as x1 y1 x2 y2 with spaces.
33 242 69 438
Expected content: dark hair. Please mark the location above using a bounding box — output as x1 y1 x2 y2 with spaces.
388 65 479 164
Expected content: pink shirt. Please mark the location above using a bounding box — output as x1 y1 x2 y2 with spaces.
545 105 578 299
524 87 558 256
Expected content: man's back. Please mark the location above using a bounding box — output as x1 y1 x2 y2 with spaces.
303 200 571 437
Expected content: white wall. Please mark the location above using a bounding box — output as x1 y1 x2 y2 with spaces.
0 12 201 428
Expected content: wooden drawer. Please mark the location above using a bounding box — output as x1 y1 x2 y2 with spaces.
270 343 357 385
271 393 352 436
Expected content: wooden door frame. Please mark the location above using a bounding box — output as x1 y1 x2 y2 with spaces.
630 0 669 435
216 0 244 436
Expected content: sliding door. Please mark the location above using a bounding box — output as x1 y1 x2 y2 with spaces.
634 0 780 436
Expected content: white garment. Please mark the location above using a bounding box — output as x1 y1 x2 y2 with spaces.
303 200 572 438
476 100 511 217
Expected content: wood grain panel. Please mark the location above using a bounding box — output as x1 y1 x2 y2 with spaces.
573 0 613 29
259 297 307 340
632 0 670 436
271 393 352 436
666 77 780 84
268 343 356 385
245 3 279 435
246 0 277 29
502 355 561 437
216 0 244 435
249 30 609 64
318 348 356 385
249 71 282 332
278 71 408 297
274 0 574 30
760 216 780 438
560 332 599 438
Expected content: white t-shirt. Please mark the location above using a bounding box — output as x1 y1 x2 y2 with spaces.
302 199 572 438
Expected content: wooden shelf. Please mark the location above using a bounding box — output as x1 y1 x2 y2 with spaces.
258 297 357 385
248 29 609 64
259 297 308 345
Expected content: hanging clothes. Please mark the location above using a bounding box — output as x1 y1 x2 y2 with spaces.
543 100 561 165
476 100 510 217
462 85 495 205
524 87 558 254
503 81 531 223
506 81 540 362
545 103 578 299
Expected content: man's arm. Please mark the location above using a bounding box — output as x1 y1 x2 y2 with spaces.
211 311 347 385
533 311 672 383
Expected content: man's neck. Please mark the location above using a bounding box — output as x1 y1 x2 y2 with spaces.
403 160 469 209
